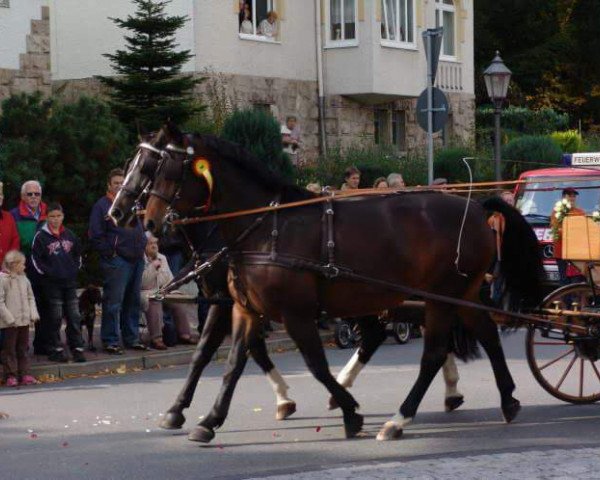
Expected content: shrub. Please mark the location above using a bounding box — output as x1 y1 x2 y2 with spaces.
434 147 476 183
502 135 563 179
550 130 583 153
476 107 569 147
221 109 293 180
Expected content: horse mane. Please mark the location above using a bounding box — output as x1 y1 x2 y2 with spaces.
196 134 315 203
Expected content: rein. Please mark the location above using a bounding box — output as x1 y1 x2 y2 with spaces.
171 178 524 226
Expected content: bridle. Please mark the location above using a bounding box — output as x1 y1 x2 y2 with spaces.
133 136 214 226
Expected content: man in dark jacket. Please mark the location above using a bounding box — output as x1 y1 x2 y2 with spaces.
32 203 86 363
89 168 147 354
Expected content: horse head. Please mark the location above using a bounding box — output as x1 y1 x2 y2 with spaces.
108 128 171 227
144 122 213 236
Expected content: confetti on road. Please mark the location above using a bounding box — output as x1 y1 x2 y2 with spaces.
62 442 69 448
253 407 262 412
315 426 321 432
272 432 281 438
29 433 38 439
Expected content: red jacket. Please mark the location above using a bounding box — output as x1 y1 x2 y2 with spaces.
0 210 20 265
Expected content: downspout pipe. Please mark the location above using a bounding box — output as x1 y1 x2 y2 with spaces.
315 0 327 156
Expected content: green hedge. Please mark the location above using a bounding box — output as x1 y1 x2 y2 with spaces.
502 135 563 179
476 106 569 136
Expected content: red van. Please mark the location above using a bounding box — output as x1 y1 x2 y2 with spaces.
514 155 600 286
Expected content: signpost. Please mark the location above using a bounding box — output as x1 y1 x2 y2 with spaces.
421 28 445 185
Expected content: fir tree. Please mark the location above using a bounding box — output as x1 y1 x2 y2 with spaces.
98 0 203 133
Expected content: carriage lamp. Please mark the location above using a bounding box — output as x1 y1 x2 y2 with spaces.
483 51 512 182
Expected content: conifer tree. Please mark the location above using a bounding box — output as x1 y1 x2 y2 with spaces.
98 0 202 133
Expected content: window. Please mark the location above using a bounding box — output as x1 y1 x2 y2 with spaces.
0 0 9 7
392 110 406 151
435 0 456 58
375 109 405 150
239 0 279 41
381 0 415 46
327 0 357 45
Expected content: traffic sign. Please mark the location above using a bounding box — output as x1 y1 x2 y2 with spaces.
416 87 449 133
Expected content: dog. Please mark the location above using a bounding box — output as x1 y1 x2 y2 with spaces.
79 285 102 351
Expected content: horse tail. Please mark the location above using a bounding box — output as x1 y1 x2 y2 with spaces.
482 197 546 309
450 319 480 362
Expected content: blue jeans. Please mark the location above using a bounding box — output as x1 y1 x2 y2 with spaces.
100 256 144 347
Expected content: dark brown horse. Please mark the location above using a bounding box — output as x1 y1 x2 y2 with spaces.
142 123 544 442
110 130 468 435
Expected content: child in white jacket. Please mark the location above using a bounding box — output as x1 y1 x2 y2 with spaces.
0 250 40 387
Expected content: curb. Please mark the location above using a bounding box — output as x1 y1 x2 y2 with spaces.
30 331 334 380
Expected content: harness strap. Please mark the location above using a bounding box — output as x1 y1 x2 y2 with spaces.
231 251 587 334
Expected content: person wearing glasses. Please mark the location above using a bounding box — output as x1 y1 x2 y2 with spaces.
10 180 48 355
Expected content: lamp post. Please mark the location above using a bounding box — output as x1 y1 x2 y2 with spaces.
483 51 512 182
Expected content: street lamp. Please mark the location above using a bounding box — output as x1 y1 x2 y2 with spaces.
483 51 512 182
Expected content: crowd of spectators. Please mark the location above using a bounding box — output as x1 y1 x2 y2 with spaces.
0 169 199 387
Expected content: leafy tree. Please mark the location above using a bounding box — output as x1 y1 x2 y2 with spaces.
221 109 294 180
98 0 203 134
0 93 130 222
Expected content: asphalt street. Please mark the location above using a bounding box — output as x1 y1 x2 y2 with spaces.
2 331 600 480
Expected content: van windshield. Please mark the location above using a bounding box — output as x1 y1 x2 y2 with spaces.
516 177 600 220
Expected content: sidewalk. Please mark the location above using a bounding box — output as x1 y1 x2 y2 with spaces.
29 326 334 380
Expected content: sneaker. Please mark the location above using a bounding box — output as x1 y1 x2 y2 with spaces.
5 376 18 387
72 348 87 363
126 342 148 351
20 375 39 386
104 345 123 355
48 350 68 363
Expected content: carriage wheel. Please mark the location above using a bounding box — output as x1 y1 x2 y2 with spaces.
526 283 600 404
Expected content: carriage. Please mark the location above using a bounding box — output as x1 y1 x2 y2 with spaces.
109 123 600 443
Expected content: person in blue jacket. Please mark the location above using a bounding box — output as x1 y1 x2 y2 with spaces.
32 202 86 363
89 169 147 355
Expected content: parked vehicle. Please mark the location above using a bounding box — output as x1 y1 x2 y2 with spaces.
514 154 600 288
333 306 422 349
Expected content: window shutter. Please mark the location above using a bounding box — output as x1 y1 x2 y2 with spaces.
278 0 286 20
375 0 381 22
416 0 424 28
321 0 325 25
458 1 467 43
358 0 365 21
234 0 240 14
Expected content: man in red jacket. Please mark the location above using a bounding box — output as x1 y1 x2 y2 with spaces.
0 182 20 265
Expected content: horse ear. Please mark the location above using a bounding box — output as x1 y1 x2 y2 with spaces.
164 119 184 144
135 119 148 141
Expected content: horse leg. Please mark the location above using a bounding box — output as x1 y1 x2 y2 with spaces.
329 316 386 410
188 303 255 443
248 331 297 420
283 314 363 439
442 353 464 412
458 307 520 423
160 304 230 429
377 301 452 441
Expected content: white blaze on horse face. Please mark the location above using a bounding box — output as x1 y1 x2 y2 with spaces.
267 368 292 405
336 350 365 388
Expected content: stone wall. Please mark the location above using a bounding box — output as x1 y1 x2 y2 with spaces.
0 6 50 106
52 71 475 163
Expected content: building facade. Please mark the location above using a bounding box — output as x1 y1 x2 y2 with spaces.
0 1 51 103
3 0 475 161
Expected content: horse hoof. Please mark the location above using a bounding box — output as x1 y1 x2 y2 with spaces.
376 421 403 441
328 396 339 410
276 401 297 421
343 412 364 439
159 411 186 430
502 398 521 424
445 395 464 412
188 425 215 443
